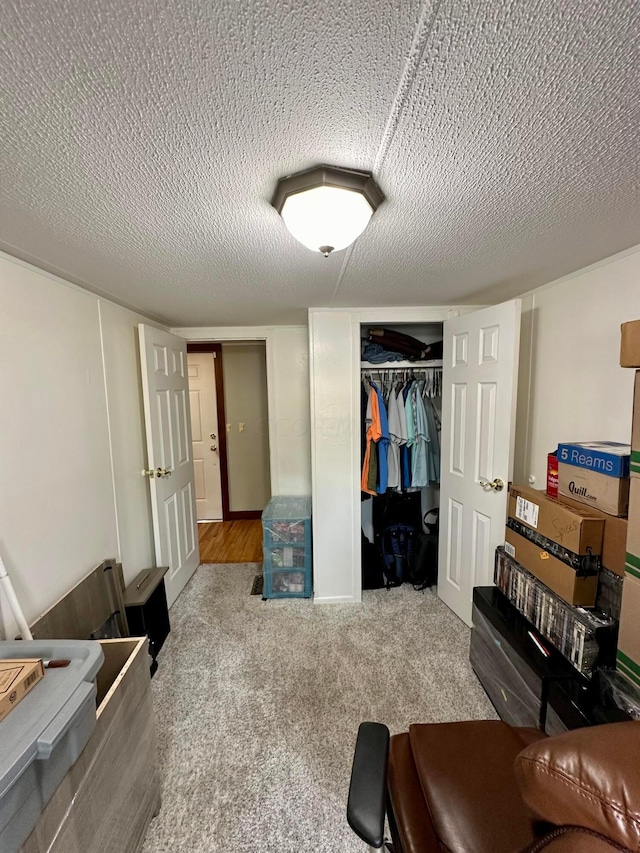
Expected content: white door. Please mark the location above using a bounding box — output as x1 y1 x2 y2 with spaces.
187 352 223 521
138 325 200 608
437 300 521 626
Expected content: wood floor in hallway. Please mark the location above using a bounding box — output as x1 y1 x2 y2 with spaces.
198 519 263 563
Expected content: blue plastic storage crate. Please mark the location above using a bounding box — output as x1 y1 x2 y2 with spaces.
262 496 312 598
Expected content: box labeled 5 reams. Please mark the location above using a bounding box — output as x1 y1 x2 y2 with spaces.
557 441 631 479
557 442 630 516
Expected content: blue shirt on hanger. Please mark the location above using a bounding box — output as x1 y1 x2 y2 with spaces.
401 381 413 490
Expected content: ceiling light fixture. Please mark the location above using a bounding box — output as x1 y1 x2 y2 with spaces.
271 165 384 257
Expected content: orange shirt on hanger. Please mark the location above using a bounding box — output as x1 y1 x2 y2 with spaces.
361 385 382 495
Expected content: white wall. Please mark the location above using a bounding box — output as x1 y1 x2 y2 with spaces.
221 342 271 511
0 253 161 638
268 326 311 496
514 245 640 487
173 325 312 497
309 311 360 602
99 300 157 576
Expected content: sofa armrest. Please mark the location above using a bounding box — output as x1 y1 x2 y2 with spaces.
515 721 640 851
347 722 390 848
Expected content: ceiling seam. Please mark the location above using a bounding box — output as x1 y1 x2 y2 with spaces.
374 0 443 174
331 0 443 305
329 243 356 306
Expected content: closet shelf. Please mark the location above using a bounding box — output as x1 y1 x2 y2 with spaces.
360 359 443 369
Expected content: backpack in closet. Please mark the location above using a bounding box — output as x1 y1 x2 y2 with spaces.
407 509 439 590
379 523 415 587
361 530 386 589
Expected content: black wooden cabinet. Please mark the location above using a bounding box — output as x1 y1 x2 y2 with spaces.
472 586 629 732
124 566 170 676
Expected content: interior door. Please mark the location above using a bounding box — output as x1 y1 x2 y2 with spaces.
437 300 521 626
187 352 223 521
138 325 200 608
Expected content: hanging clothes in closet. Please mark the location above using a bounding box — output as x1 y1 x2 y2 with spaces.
361 368 441 498
361 378 389 496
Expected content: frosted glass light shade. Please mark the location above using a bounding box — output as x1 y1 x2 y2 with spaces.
271 165 384 256
281 186 374 254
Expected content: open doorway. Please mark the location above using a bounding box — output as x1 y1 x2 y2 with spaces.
187 341 271 562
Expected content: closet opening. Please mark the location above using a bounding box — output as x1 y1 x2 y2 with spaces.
360 323 443 592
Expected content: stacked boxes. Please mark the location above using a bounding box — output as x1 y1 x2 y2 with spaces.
617 322 640 688
494 547 617 676
505 485 603 606
618 472 640 687
557 441 631 517
262 495 312 598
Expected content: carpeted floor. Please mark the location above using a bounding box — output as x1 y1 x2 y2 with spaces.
142 563 495 853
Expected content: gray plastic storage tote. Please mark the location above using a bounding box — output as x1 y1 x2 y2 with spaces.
0 639 104 853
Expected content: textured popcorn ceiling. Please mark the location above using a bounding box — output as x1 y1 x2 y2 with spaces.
0 0 639 326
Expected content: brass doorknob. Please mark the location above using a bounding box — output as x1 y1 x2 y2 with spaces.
141 468 155 478
479 478 504 492
156 467 172 478
210 445 217 452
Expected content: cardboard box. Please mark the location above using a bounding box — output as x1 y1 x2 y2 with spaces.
557 492 628 578
617 572 640 689
620 319 640 368
558 463 629 517
556 441 630 479
547 453 558 498
508 484 603 555
504 527 598 606
617 476 640 688
632 371 640 478
0 658 44 723
626 476 640 578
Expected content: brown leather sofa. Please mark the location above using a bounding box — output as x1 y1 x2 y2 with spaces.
347 719 640 852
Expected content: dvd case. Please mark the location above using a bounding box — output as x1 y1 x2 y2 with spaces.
494 547 617 676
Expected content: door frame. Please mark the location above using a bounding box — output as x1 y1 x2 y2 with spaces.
308 306 484 604
187 343 227 521
186 342 263 521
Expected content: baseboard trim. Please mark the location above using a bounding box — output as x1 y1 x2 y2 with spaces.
313 595 357 604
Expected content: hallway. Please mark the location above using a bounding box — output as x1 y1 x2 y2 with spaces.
198 520 263 563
